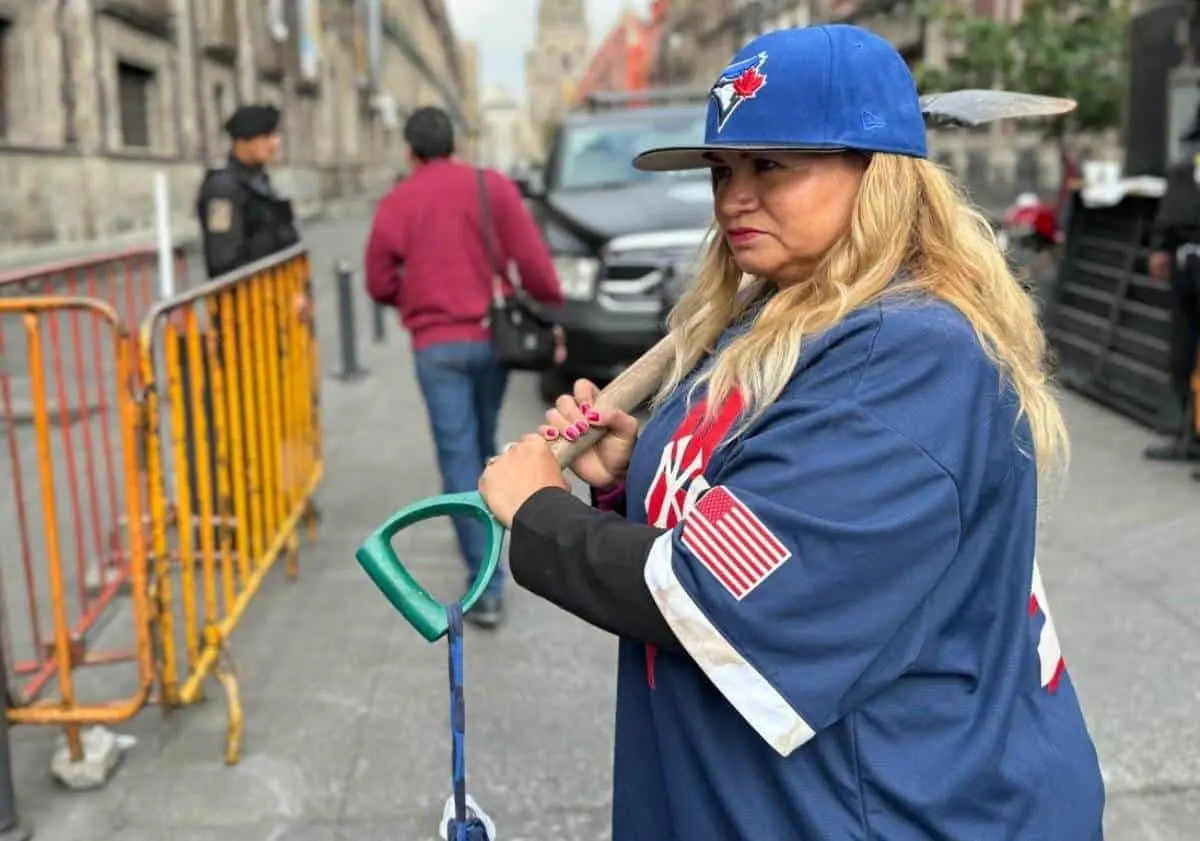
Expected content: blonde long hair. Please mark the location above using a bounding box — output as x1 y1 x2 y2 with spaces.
656 153 1069 477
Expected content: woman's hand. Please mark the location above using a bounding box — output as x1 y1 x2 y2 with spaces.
478 434 570 528
539 378 639 490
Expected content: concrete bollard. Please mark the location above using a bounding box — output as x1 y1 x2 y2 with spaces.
334 260 369 381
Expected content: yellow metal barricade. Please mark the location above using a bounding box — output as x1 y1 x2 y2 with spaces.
0 296 153 764
137 245 323 763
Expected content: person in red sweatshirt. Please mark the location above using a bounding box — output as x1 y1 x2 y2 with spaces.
364 106 564 627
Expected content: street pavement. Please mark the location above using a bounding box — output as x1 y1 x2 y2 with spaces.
1 212 1198 840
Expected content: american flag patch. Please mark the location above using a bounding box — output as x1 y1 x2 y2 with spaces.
680 486 791 600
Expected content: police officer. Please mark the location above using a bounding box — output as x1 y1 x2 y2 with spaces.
197 104 300 279
191 104 319 528
1145 104 1200 477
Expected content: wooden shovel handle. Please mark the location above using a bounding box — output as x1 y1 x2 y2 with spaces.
547 334 677 468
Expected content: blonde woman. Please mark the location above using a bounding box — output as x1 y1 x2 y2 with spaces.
479 25 1105 841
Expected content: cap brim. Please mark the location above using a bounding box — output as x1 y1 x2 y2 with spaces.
632 143 848 172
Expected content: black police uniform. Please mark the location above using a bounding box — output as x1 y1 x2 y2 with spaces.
186 105 318 528
1146 111 1200 473
196 105 300 279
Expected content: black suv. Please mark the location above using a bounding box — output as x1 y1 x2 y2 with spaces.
518 93 713 402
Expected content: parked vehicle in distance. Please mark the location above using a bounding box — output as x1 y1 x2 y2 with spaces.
518 88 713 403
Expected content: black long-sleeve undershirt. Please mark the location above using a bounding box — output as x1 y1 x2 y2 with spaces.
509 487 684 654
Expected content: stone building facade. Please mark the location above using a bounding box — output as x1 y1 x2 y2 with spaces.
458 40 482 163
0 0 472 260
524 0 590 159
573 5 667 106
479 84 525 173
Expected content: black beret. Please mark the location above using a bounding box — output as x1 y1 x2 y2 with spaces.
224 104 281 139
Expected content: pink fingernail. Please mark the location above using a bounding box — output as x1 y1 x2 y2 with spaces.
563 428 578 442
586 410 600 423
580 403 592 413
574 420 589 434
544 427 559 440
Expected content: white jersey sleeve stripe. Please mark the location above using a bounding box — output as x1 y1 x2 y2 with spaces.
644 530 817 756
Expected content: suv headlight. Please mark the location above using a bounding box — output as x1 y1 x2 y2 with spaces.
553 255 600 300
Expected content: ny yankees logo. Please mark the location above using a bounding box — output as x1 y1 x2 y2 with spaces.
646 437 709 529
645 391 745 529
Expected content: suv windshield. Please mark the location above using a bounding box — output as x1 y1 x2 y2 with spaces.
554 111 708 191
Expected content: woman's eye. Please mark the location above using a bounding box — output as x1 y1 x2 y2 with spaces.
710 166 731 183
754 158 783 172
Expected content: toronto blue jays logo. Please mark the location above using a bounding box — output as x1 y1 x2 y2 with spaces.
710 52 769 132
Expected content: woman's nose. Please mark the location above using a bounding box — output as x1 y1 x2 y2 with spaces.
717 170 758 216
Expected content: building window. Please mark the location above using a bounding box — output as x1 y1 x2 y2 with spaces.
213 82 228 122
118 61 154 149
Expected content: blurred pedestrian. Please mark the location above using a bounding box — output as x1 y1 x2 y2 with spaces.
1144 104 1200 477
365 106 566 627
1054 142 1082 244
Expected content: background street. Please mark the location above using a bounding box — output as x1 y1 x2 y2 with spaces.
2 212 1197 841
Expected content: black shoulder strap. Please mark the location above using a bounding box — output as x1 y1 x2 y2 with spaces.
475 168 503 301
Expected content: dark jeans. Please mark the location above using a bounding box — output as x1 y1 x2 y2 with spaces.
1167 255 1200 420
413 340 509 598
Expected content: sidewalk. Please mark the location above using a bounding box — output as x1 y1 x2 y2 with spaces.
0 214 1196 841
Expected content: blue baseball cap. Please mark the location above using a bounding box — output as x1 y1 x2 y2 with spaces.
633 24 928 171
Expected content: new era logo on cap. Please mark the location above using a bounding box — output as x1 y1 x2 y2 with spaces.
862 110 887 131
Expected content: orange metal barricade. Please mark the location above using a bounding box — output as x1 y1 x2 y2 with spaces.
0 247 188 330
0 296 153 764
0 244 322 771
137 244 323 763
1193 358 1200 438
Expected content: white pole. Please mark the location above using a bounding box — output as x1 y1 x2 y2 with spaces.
154 171 175 300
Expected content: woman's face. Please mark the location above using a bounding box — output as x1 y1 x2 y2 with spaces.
710 151 867 285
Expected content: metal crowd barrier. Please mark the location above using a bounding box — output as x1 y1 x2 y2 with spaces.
0 296 153 765
0 246 186 330
137 244 322 762
0 243 323 782
1042 193 1173 427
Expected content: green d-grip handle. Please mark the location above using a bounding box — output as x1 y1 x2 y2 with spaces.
358 336 678 640
355 491 505 642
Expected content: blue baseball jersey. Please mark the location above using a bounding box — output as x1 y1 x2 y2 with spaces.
612 296 1106 840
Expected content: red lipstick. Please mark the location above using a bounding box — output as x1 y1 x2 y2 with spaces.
726 227 765 246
